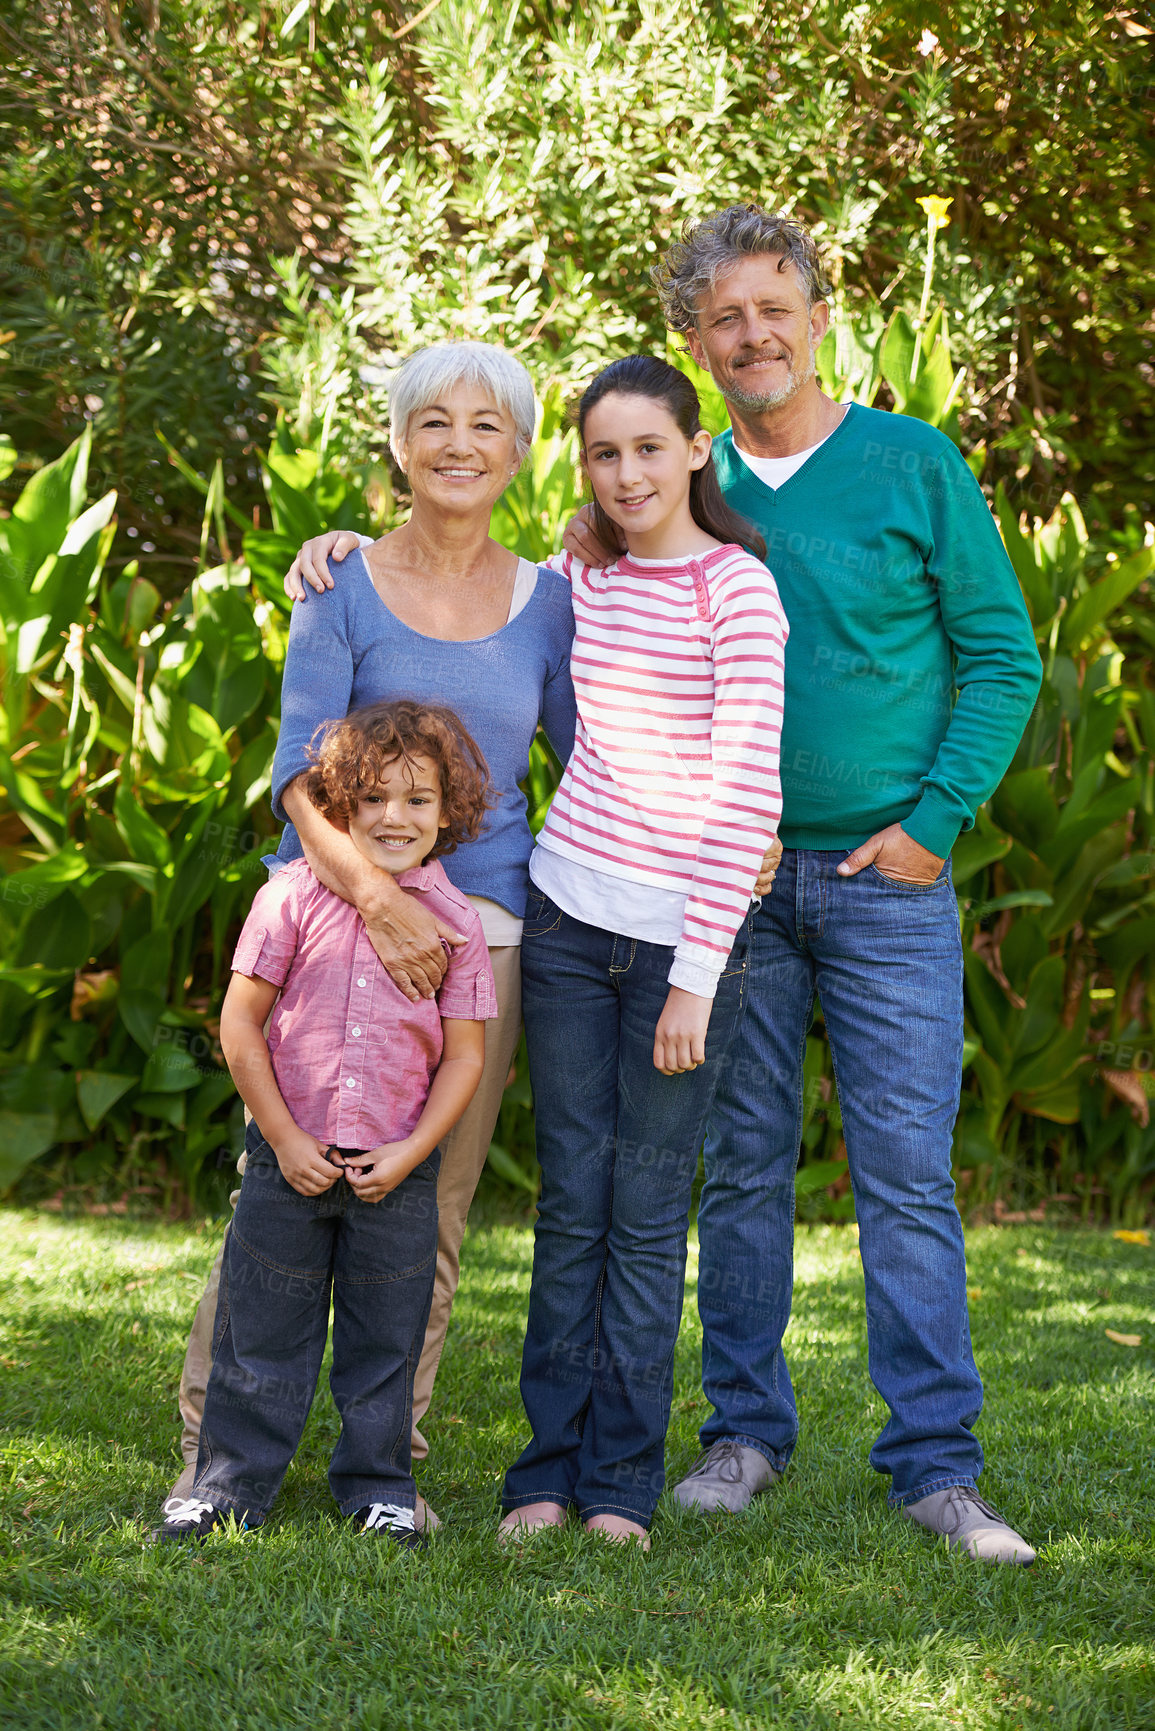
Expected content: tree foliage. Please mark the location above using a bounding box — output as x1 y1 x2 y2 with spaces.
1 0 1151 569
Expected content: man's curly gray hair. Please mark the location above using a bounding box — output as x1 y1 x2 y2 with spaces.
653 204 832 331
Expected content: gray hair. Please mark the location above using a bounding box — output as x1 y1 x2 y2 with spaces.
653 204 832 332
387 341 537 466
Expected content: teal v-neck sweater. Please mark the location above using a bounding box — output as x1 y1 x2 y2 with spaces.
714 404 1041 858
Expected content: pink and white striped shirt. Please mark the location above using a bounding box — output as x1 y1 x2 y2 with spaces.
536 544 788 986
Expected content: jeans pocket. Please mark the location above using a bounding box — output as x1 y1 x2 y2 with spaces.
867 862 949 893
522 887 563 938
720 910 754 975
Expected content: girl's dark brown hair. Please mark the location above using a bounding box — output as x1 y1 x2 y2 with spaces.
577 355 767 562
302 699 493 860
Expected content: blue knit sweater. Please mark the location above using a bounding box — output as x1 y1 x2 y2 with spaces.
271 549 577 917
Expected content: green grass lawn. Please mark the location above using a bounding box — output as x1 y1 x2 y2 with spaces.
1 1207 1152 1730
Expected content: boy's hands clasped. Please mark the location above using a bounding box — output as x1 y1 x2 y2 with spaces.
343 1140 424 1204
272 1129 425 1203
272 1127 344 1196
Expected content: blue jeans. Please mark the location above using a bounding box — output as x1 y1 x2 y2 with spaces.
697 849 983 1507
502 891 753 1527
193 1121 438 1519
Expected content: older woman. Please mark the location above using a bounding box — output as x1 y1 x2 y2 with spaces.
162 343 576 1532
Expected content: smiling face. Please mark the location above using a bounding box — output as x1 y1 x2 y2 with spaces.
346 754 444 876
396 382 521 518
686 254 829 412
581 393 712 547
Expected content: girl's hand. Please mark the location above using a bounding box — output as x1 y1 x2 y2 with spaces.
273 1127 343 1196
344 1140 425 1204
284 531 366 602
653 987 713 1075
754 836 783 896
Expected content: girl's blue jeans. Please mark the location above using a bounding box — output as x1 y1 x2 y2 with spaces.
696 848 984 1506
192 1120 438 1520
502 890 753 1527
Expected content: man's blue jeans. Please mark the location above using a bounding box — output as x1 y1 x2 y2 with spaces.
697 849 983 1506
193 1121 438 1520
502 890 753 1527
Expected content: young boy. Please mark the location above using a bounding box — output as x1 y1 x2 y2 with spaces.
156 700 496 1549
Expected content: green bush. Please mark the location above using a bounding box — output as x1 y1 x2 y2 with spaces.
0 434 284 1209
2 0 1150 573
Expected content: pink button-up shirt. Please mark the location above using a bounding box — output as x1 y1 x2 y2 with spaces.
231 858 497 1152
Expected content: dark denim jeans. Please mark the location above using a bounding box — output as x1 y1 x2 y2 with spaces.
193 1120 438 1519
696 848 983 1506
502 890 753 1527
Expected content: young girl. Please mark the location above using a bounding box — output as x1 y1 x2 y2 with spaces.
156 700 496 1549
499 355 788 1547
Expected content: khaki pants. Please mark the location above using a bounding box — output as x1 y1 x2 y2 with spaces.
173 946 522 1483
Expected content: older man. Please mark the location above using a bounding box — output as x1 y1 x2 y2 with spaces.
569 205 1042 1563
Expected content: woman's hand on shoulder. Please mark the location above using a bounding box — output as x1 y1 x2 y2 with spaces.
284 531 366 602
653 986 713 1075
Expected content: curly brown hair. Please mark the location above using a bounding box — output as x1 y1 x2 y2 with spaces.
301 699 493 861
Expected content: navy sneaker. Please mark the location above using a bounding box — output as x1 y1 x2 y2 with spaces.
153 1496 251 1545
352 1502 427 1550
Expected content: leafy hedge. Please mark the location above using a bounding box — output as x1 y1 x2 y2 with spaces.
2 259 1153 1217
2 0 1151 590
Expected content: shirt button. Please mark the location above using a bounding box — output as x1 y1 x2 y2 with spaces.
357 977 367 988
351 1026 362 1037
346 1077 356 1088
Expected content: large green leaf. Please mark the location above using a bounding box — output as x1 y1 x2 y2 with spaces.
1040 776 1136 877
114 781 172 871
1013 1075 1083 1124
1012 955 1066 1061
794 1157 849 1197
0 1112 57 1187
120 930 172 996
118 988 166 1053
1000 915 1049 997
167 844 228 933
3 426 92 595
1060 544 1154 652
1097 917 1155 987
140 1042 204 1093
951 823 1012 888
962 950 1014 1068
991 768 1060 853
17 492 117 672
17 889 92 971
953 1111 1000 1168
0 1064 75 1186
1010 1022 1089 1095
994 484 1055 629
76 1070 139 1131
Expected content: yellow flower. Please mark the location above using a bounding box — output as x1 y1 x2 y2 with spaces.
1114 1228 1151 1246
916 194 953 231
